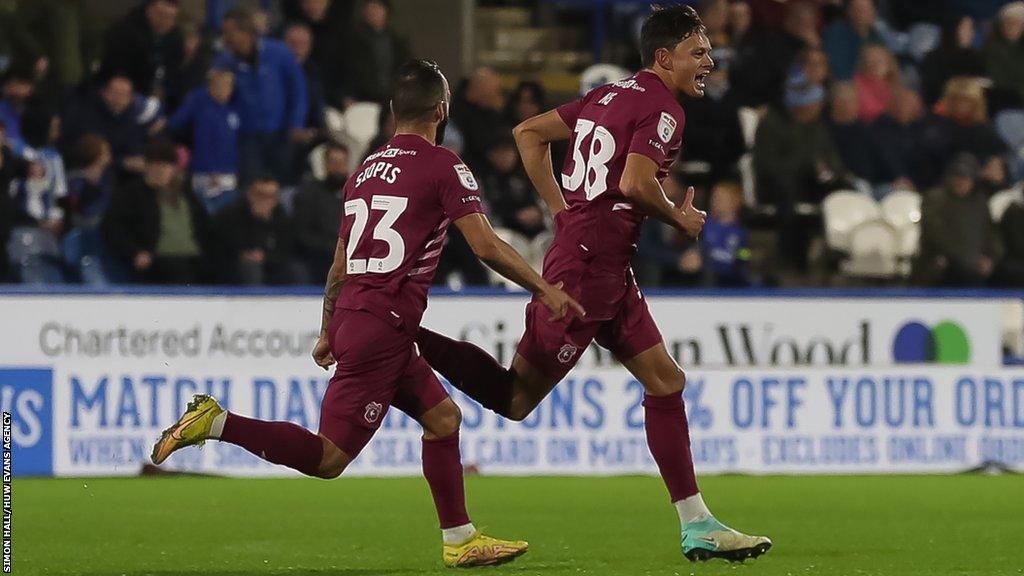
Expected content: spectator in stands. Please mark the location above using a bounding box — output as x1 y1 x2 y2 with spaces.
99 0 184 102
480 135 546 240
635 173 705 287
995 202 1024 286
678 65 745 185
827 82 886 195
366 107 395 155
754 78 844 269
853 45 898 122
9 105 66 237
875 86 939 190
284 22 326 134
0 121 28 193
504 81 546 128
452 67 507 173
283 22 325 182
985 2 1024 104
175 22 216 111
1 119 34 281
65 134 113 227
915 153 1001 287
730 0 821 106
101 139 210 284
215 175 295 285
292 141 348 283
216 7 307 183
289 0 354 108
168 68 241 214
344 0 410 104
822 0 905 81
0 67 35 157
796 46 831 89
919 16 986 105
62 73 148 178
702 181 752 287
931 77 1008 179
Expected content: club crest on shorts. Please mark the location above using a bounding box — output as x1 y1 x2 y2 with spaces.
364 401 383 423
657 111 676 143
453 164 479 191
557 344 579 364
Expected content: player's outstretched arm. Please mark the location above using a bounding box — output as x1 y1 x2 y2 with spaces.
620 153 706 237
513 110 572 216
456 213 585 321
312 237 348 370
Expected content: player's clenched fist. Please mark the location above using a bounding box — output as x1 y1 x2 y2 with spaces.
311 335 335 370
675 186 706 238
539 281 586 322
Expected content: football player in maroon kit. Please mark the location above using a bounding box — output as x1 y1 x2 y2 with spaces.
415 5 771 563
152 59 584 568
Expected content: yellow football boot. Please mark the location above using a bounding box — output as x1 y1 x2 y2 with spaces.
442 531 528 568
151 394 224 465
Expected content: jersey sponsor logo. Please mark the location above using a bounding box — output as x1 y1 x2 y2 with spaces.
611 78 646 92
557 344 579 364
658 112 677 143
597 92 618 106
364 401 383 424
454 164 479 191
647 139 666 153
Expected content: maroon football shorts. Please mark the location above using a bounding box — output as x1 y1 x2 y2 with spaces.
318 310 449 457
516 243 664 381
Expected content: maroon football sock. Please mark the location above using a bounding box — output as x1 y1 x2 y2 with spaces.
220 413 324 477
643 393 700 502
416 327 514 416
421 432 471 529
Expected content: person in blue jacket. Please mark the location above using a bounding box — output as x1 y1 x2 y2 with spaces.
168 68 241 214
213 7 307 183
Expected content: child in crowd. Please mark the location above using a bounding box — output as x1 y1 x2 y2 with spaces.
168 67 240 214
10 106 66 236
702 181 752 287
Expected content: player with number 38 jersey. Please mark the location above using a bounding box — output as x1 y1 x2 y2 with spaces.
553 70 685 269
414 5 772 565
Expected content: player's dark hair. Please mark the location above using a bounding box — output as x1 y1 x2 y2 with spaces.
391 59 447 123
640 4 706 68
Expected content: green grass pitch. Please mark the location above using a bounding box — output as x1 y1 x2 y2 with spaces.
16 475 1024 575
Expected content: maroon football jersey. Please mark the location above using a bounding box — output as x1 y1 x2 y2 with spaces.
554 70 685 272
335 134 483 334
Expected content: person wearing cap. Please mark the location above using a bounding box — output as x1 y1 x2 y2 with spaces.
985 1 1024 101
101 138 211 284
754 74 845 269
914 153 1002 287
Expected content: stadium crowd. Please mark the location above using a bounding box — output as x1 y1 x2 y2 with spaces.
0 0 1023 288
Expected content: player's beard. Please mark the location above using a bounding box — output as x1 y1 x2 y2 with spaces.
435 117 448 146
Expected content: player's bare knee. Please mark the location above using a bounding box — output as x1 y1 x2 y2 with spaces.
316 437 349 479
645 367 685 396
507 394 539 421
423 400 462 439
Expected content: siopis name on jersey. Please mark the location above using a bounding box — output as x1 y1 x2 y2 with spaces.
355 161 402 187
